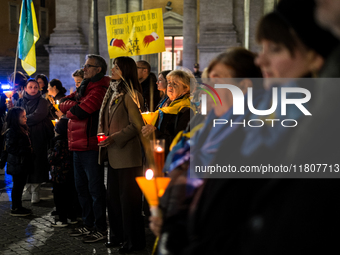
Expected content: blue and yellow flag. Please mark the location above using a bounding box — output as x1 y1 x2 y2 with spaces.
18 0 39 76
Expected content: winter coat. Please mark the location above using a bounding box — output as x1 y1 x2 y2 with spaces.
98 93 145 169
154 94 194 156
141 73 160 111
59 75 109 151
16 92 53 183
5 128 33 176
47 135 73 184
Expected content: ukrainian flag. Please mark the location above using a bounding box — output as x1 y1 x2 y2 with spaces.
18 0 40 76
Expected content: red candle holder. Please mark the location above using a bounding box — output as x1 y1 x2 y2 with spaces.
97 133 107 143
151 139 165 177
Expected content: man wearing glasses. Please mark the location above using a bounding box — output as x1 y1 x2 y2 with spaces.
59 54 109 243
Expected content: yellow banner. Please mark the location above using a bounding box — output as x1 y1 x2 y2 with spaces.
105 8 165 58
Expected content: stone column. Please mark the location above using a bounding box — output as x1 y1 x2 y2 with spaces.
183 0 197 71
45 0 88 92
248 0 264 52
198 0 240 69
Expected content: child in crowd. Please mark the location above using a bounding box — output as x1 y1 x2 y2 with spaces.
4 107 34 216
48 117 78 227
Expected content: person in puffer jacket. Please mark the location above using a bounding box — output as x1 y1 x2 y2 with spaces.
59 54 109 243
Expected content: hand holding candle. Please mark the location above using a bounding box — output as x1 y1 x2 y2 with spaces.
97 133 107 143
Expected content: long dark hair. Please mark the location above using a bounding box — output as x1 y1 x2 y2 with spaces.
35 74 49 95
113 57 142 94
5 107 29 135
49 79 67 95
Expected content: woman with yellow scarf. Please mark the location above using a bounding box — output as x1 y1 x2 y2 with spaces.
141 70 195 156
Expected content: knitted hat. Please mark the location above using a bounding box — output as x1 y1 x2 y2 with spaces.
276 0 339 58
55 117 68 137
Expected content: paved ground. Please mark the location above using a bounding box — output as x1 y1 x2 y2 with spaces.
0 172 156 255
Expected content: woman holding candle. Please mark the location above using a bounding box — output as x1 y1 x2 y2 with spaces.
16 79 54 204
47 79 67 119
98 56 146 253
141 70 195 157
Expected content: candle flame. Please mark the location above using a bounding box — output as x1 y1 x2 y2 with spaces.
158 189 165 197
55 119 58 122
56 100 59 104
156 146 163 152
145 169 154 180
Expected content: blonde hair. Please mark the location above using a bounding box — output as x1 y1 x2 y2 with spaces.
167 69 197 93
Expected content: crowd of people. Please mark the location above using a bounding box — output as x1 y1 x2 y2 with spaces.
1 0 340 254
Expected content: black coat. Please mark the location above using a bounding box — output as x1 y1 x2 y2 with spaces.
16 92 53 183
141 73 161 111
155 96 193 157
5 128 33 176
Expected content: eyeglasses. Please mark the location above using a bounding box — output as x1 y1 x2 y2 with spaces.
82 64 100 69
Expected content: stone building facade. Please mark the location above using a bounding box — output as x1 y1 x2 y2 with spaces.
0 0 55 83
46 0 278 92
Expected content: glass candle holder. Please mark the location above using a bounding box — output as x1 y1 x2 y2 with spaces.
97 133 107 143
151 139 165 177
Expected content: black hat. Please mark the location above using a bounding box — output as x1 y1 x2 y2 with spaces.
194 63 199 68
276 0 339 58
55 117 68 137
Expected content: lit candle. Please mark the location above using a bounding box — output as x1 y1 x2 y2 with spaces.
97 133 107 143
141 111 158 125
4 91 13 99
54 100 60 111
153 146 165 177
51 119 58 126
135 169 171 216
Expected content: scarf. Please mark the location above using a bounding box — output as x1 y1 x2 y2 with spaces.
98 80 124 134
76 72 104 100
23 91 41 101
148 94 193 128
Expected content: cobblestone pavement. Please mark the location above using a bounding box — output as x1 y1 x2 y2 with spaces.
0 173 156 255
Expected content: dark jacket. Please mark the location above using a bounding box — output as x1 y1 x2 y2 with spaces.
141 73 161 111
59 76 109 151
155 95 193 156
16 92 53 183
5 128 33 176
50 91 66 120
48 135 73 184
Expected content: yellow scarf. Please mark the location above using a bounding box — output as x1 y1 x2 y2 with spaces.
146 95 194 126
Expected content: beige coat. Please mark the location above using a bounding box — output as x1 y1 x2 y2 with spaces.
98 93 145 169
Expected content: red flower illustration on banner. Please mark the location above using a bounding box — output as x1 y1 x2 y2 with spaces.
110 38 127 50
143 32 159 48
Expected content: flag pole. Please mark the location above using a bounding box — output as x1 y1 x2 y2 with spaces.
13 1 23 87
13 42 19 85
